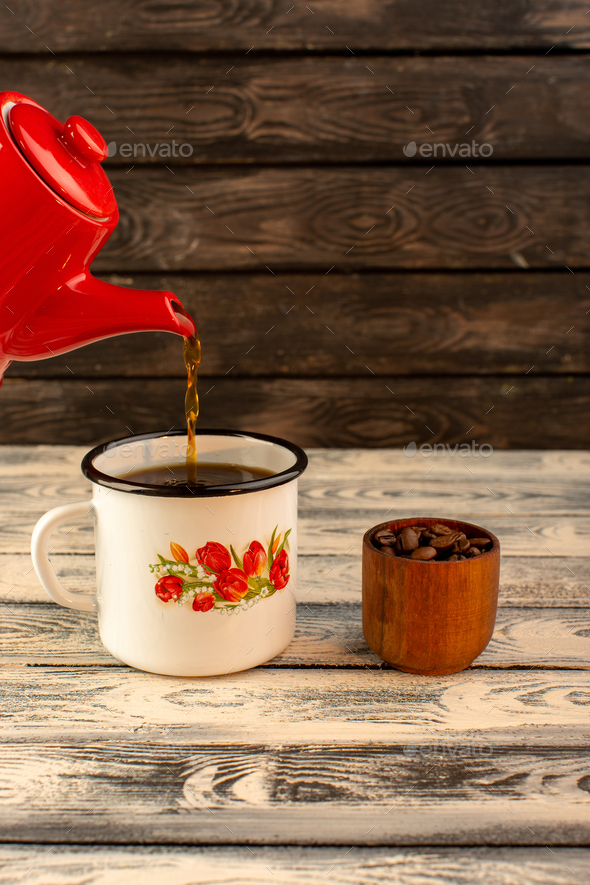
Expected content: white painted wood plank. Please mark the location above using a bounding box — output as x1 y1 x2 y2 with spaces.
0 554 98 603
299 477 590 515
297 515 590 557
0 445 85 476
2 846 589 885
1 448 589 520
2 446 589 479
1 473 589 516
2 553 589 607
1 511 588 555
1 446 589 554
1 604 589 670
305 448 590 477
0 743 588 845
2 667 588 745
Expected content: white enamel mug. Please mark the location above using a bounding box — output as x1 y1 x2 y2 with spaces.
31 430 307 676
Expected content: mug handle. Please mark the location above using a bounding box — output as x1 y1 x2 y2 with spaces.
31 501 97 612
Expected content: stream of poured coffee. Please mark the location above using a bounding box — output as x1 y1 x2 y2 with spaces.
183 331 201 483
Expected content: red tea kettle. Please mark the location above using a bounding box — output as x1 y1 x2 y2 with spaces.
0 91 195 379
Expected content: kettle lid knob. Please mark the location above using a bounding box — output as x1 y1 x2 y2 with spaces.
62 116 108 164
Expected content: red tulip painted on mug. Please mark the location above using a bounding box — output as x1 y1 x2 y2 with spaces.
243 540 267 577
192 592 215 612
269 549 290 590
155 575 184 602
196 541 231 573
214 568 249 602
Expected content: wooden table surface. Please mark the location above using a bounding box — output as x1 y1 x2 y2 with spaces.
1 446 589 883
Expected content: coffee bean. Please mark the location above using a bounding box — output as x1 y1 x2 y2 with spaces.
447 554 460 561
470 537 492 549
429 531 461 551
395 535 404 555
421 531 435 541
458 555 467 561
375 529 396 547
431 523 452 536
380 546 396 558
468 547 481 557
410 546 437 561
449 533 465 553
457 536 470 552
400 526 420 553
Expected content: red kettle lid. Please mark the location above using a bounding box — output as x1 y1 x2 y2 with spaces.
8 102 116 219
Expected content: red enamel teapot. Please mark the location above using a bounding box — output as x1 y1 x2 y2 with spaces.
0 91 195 379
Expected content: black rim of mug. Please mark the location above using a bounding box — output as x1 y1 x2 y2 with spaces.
81 428 308 498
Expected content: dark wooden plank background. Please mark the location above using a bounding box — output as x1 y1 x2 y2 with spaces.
4 55 590 162
1 3 588 447
4 1 590 52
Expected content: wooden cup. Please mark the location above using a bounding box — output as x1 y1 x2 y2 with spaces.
362 518 500 675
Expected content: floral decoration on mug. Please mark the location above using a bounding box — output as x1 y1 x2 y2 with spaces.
149 526 291 613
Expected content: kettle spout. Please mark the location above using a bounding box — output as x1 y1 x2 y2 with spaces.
23 272 196 358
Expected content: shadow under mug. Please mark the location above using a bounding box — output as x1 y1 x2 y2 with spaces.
31 429 308 676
